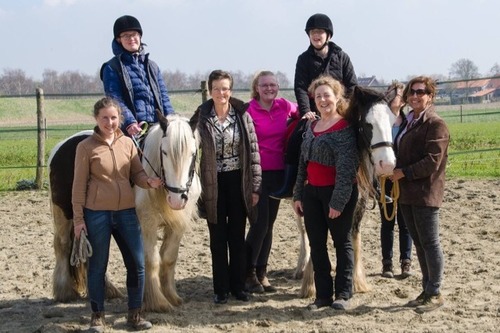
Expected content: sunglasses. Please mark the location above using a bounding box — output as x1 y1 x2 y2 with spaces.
409 89 428 97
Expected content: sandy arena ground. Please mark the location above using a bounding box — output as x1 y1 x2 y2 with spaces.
0 179 499 332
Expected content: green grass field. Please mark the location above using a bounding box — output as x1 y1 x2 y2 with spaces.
0 95 499 191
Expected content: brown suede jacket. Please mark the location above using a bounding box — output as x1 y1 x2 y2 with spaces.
395 105 450 208
72 128 150 226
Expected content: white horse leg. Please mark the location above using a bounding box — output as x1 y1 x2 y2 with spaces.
352 229 371 293
159 223 185 307
52 205 82 302
139 209 173 312
293 211 310 280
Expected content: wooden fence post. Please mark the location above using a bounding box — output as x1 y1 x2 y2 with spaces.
36 88 45 190
201 81 208 103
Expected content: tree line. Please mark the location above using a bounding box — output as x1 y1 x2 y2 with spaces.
0 68 291 96
0 58 498 96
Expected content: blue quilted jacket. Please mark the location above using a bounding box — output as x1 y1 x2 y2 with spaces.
102 40 175 132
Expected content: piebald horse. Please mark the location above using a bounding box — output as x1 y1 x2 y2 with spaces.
49 113 201 312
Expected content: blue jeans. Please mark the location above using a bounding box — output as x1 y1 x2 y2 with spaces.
399 204 444 295
302 184 357 301
378 180 412 263
84 208 146 312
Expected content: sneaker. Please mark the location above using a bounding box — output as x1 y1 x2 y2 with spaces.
331 298 350 310
89 312 105 333
401 259 413 278
307 298 333 310
415 293 444 313
382 262 394 278
406 291 426 307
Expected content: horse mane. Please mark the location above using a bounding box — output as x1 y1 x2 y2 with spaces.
142 114 194 178
345 86 386 198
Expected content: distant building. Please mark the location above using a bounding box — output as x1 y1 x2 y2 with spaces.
357 76 381 87
443 78 500 104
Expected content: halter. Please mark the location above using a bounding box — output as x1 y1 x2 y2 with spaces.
358 122 393 153
159 124 197 198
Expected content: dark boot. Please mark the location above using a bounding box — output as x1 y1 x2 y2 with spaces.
245 267 264 293
256 265 277 292
269 164 298 199
89 312 105 333
127 308 152 331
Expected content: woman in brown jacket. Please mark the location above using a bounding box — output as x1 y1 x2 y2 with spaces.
72 97 162 332
190 70 262 305
391 76 449 313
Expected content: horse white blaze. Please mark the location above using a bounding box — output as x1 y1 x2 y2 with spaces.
366 103 396 176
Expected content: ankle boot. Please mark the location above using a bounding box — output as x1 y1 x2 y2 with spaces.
127 308 152 331
89 312 105 333
256 265 277 292
269 164 298 199
245 267 264 293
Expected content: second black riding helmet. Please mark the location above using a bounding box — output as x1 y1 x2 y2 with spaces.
305 13 334 38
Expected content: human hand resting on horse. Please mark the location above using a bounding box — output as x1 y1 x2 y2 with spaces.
74 223 87 240
302 111 317 120
147 177 163 189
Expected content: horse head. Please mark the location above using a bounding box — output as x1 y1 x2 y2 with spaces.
349 86 396 177
145 111 201 210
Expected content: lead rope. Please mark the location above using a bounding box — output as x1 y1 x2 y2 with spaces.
379 176 400 221
70 231 93 267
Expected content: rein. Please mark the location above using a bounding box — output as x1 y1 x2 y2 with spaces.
378 176 400 221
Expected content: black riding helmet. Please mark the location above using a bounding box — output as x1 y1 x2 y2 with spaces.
305 13 334 38
113 15 143 39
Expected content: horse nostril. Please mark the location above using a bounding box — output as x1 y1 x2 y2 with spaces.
181 193 188 201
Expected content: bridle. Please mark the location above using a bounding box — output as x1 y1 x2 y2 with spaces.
160 139 197 198
158 123 197 199
133 120 197 199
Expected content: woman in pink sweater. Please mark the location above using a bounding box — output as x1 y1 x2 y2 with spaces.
244 71 299 293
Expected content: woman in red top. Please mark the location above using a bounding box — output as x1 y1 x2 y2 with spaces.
293 76 359 311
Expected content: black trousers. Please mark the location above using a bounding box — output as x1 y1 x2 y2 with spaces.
245 170 283 268
302 183 358 300
207 170 247 295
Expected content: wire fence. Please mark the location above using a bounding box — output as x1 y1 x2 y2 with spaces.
0 88 499 190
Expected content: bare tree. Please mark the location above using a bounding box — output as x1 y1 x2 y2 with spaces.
449 58 479 80
489 62 500 76
275 71 291 88
0 68 36 95
163 69 188 90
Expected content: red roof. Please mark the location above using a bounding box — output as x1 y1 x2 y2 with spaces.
469 88 495 97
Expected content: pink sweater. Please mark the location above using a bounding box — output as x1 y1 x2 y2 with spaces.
247 98 299 171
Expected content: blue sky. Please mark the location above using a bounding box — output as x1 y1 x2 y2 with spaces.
1 0 498 82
